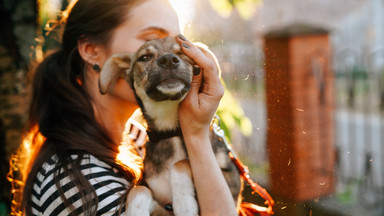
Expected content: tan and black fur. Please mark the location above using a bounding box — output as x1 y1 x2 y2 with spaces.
99 37 242 216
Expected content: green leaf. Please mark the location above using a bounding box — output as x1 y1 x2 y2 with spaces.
209 0 262 19
239 116 252 136
236 0 261 20
209 0 234 17
217 84 253 139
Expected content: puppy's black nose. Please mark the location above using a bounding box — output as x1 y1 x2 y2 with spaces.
157 54 180 69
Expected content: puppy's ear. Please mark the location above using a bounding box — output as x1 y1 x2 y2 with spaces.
99 53 132 95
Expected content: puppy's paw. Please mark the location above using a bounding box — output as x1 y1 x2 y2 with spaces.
170 160 199 216
126 186 153 216
126 186 169 216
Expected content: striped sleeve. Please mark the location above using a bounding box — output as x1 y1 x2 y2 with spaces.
31 154 131 216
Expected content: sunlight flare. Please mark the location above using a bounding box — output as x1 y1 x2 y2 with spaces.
168 0 195 33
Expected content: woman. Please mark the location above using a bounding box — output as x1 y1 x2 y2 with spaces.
13 0 237 215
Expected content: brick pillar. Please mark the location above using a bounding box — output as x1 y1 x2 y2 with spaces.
264 25 335 201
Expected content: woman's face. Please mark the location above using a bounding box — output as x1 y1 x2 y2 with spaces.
98 0 180 105
109 0 180 54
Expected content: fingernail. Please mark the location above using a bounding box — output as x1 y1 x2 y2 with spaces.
182 43 190 49
193 66 201 76
178 33 187 41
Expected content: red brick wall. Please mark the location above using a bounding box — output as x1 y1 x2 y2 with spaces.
264 33 335 201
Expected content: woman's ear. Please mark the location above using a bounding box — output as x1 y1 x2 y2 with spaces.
77 38 105 67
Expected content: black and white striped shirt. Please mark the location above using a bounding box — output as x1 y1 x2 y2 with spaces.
31 154 131 216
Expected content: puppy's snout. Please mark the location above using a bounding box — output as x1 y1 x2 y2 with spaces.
157 54 180 69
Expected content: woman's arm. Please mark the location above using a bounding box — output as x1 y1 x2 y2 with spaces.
176 34 237 216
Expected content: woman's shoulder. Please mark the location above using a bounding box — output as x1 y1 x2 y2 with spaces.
35 153 131 188
32 153 131 215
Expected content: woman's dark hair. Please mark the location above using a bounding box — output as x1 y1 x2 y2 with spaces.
11 0 144 215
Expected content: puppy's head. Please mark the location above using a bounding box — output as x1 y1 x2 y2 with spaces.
99 37 194 102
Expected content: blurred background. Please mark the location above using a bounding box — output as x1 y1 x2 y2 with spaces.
1 0 383 215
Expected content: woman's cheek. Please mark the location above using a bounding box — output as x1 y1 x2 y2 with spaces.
112 79 138 104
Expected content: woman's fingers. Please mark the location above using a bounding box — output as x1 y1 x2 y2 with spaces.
177 34 210 64
176 34 224 135
177 34 218 74
176 34 224 99
186 66 202 102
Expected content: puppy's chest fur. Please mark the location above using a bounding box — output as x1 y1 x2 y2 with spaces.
140 100 187 177
144 136 187 177
144 136 187 204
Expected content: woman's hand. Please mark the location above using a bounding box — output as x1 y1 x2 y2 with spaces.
175 34 237 216
176 34 224 138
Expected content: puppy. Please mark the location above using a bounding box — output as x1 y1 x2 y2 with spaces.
99 37 242 216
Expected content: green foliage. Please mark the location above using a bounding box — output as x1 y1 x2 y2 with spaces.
336 180 361 204
0 202 8 216
335 66 368 79
217 83 253 140
37 0 65 53
209 0 262 19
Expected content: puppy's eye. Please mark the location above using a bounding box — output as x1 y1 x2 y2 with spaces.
138 54 153 62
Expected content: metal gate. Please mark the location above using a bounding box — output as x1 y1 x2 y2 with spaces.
334 47 384 215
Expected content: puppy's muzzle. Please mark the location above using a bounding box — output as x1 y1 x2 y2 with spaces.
145 52 192 102
157 54 181 69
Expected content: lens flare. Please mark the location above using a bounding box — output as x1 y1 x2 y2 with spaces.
168 0 195 33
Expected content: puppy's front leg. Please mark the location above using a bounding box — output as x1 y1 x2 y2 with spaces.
170 160 199 216
126 186 168 216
